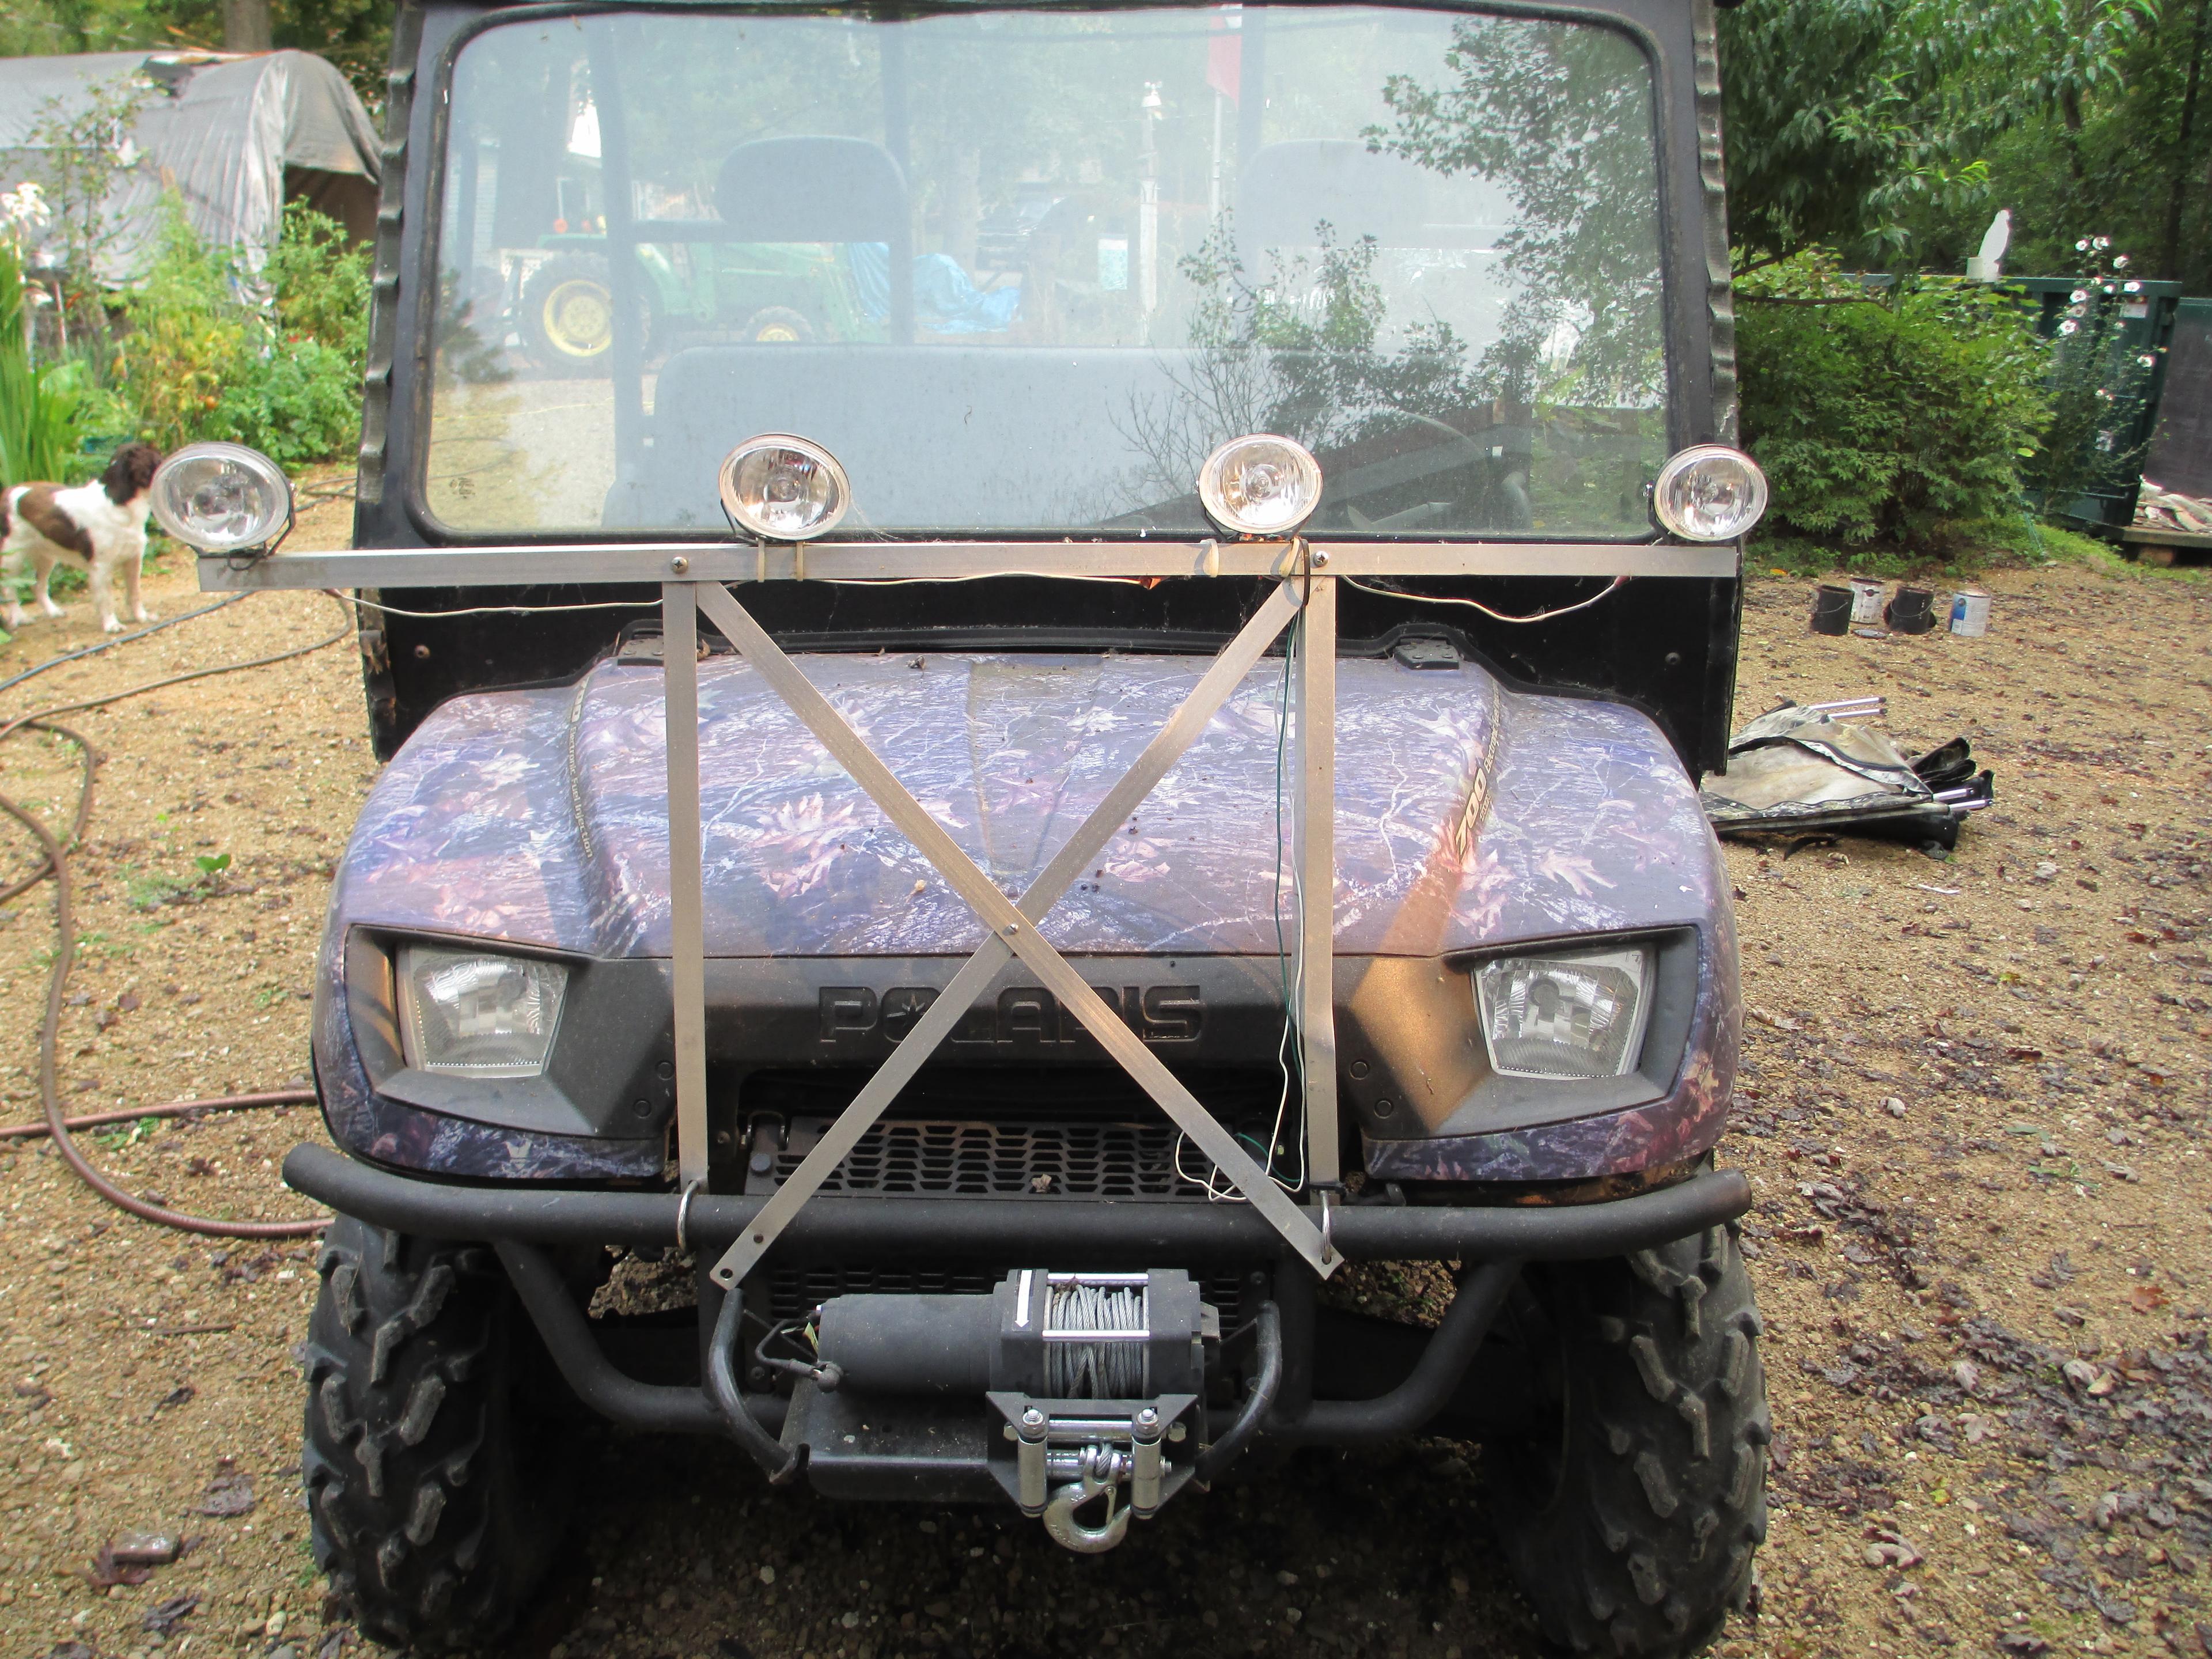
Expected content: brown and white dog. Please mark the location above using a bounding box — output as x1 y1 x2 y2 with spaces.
2 442 165 635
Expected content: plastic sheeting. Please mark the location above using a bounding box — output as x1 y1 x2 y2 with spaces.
0 49 379 286
1700 699 1994 849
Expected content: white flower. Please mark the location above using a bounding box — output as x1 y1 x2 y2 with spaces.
2 181 50 228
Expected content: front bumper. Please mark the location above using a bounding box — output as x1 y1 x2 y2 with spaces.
290 1150 1743 1531
284 1142 1748 1263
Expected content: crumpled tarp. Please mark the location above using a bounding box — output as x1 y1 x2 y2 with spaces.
1700 699 1994 849
0 49 379 286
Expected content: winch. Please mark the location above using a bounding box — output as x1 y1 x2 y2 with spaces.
782 1268 1217 1551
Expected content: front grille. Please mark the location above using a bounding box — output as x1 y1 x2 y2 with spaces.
728 1068 1296 1203
772 1116 1198 1198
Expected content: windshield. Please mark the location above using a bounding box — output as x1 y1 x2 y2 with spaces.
426 5 1668 539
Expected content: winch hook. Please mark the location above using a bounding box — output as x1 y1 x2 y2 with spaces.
1041 1456 1131 1554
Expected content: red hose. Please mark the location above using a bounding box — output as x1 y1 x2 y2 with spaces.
1 696 335 1236
0 1089 317 1142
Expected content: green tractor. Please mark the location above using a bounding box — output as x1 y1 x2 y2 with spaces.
518 232 874 370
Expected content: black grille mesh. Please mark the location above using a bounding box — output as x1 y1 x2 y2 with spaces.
771 1117 1204 1199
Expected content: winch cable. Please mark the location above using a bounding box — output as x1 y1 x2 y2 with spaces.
0 591 355 1238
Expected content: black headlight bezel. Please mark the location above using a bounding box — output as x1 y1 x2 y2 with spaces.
1340 927 1703 1142
343 929 675 1140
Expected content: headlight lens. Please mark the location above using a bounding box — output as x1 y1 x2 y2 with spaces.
397 945 568 1077
148 442 293 552
1474 945 1653 1080
1198 434 1324 537
718 434 850 540
1652 445 1768 542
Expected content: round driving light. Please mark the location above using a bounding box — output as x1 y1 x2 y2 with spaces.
1652 445 1768 542
1197 434 1323 538
148 442 293 554
717 435 850 541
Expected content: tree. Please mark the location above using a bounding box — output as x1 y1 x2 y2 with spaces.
1717 0 2157 271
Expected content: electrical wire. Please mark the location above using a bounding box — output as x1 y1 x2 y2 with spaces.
343 593 662 620
0 594 353 1237
1343 572 1628 624
1172 626 1304 1203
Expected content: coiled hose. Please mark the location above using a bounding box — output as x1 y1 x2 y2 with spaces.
0 592 354 1237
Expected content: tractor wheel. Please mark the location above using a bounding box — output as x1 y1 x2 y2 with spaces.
1484 1224 1770 1657
302 1217 569 1650
522 255 645 370
740 305 816 343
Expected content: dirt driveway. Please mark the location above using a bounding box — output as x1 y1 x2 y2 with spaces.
1 540 2208 1659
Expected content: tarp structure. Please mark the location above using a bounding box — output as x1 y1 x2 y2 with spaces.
0 49 379 286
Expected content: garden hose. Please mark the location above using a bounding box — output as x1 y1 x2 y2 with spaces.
0 590 357 1238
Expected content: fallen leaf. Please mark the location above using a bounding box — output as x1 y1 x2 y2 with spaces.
2130 1283 2168 1314
143 1594 199 1636
81 1543 153 1588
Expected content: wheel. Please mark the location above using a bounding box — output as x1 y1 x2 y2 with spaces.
303 1217 569 1650
740 304 815 343
1486 1224 1770 1657
522 255 645 370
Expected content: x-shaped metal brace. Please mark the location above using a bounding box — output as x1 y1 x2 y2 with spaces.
661 571 1342 1285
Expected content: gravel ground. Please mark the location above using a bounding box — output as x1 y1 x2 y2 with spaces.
0 536 2207 1659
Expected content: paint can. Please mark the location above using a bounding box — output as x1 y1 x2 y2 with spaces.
1810 585 1852 635
1848 578 1887 625
1949 589 1991 637
1885 585 1937 635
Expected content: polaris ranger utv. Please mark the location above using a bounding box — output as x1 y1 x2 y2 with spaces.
156 0 1771 1650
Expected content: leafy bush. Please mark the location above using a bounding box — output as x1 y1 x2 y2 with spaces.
112 195 367 465
1736 262 2052 549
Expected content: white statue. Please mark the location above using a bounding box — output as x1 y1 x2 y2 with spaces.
1966 209 2011 281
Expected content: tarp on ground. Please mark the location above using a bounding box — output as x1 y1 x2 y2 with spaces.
0 48 380 286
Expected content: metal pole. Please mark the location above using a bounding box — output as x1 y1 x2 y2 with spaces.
1295 570 1339 1189
662 584 710 1188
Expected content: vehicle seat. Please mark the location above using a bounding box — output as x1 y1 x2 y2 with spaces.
715 135 912 338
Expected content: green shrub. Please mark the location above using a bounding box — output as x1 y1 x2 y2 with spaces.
0 238 86 487
113 195 367 465
1736 262 2051 549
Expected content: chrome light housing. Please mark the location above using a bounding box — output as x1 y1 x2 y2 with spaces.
148 442 294 554
1652 445 1768 542
1474 945 1654 1080
1197 434 1323 537
718 434 850 540
396 944 569 1077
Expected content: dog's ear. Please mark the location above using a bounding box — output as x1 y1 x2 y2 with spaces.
105 444 162 503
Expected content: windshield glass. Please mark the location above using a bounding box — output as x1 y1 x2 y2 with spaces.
426 5 1667 539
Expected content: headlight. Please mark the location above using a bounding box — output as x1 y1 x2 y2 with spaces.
396 944 568 1077
718 434 850 540
1652 445 1768 542
148 442 294 553
1474 945 1653 1080
1197 434 1323 537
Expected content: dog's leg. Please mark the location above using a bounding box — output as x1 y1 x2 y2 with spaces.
33 551 65 619
1 552 22 632
87 558 120 632
124 550 154 623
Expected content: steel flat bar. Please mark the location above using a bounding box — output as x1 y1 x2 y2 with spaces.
661 585 711 1187
704 583 1308 1287
693 581 1333 1278
1295 574 1340 1187
199 541 1736 592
